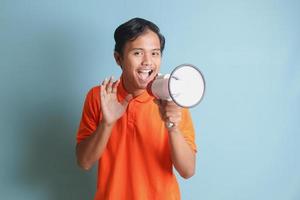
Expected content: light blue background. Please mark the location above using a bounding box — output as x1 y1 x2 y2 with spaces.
1 0 299 199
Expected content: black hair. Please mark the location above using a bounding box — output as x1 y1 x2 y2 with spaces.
114 17 165 56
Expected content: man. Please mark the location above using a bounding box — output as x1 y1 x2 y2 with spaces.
76 17 196 200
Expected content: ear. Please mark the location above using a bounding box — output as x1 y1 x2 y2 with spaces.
114 52 122 69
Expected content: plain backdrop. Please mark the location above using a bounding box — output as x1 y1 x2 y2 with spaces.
0 0 299 199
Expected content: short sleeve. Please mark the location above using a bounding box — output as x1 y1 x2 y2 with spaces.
76 86 101 144
179 108 197 153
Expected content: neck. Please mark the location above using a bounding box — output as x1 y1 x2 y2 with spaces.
121 78 145 97
132 90 145 97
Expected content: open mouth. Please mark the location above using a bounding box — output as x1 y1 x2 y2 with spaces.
137 69 154 81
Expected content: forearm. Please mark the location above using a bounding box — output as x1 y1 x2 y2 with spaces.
168 129 196 179
76 121 113 170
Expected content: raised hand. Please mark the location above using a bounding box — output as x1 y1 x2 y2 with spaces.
100 76 133 126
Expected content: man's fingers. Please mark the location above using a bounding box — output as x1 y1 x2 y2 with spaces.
106 76 114 93
165 110 182 117
160 100 180 110
112 79 120 93
100 78 108 97
168 116 181 122
165 101 179 109
100 84 104 94
102 77 109 86
101 76 118 95
164 103 181 114
166 115 181 128
165 112 181 122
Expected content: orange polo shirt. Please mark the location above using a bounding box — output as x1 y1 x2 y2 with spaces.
77 78 197 200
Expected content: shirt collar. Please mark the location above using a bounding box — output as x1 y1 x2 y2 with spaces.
117 75 154 103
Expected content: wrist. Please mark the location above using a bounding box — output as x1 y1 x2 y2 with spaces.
167 126 180 134
99 120 115 129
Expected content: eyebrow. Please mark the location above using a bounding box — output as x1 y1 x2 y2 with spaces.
130 48 161 51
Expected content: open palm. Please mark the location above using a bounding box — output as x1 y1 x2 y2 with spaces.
100 77 132 125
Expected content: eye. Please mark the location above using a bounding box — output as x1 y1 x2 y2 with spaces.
133 51 143 56
152 51 161 56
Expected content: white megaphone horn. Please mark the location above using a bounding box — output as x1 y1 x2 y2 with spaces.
148 64 205 128
148 64 206 108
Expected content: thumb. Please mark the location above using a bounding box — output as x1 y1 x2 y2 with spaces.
121 94 133 107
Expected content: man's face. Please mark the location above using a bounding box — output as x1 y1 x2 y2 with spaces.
115 30 161 96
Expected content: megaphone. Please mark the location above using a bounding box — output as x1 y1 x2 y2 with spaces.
148 64 205 128
149 64 205 108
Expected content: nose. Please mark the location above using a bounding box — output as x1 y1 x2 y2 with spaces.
142 52 152 66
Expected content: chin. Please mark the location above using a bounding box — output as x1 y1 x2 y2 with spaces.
137 83 149 89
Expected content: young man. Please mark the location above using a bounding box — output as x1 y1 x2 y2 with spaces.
76 18 196 200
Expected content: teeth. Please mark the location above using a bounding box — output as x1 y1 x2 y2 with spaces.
138 69 152 73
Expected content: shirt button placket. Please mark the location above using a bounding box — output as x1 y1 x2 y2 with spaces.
127 100 135 132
